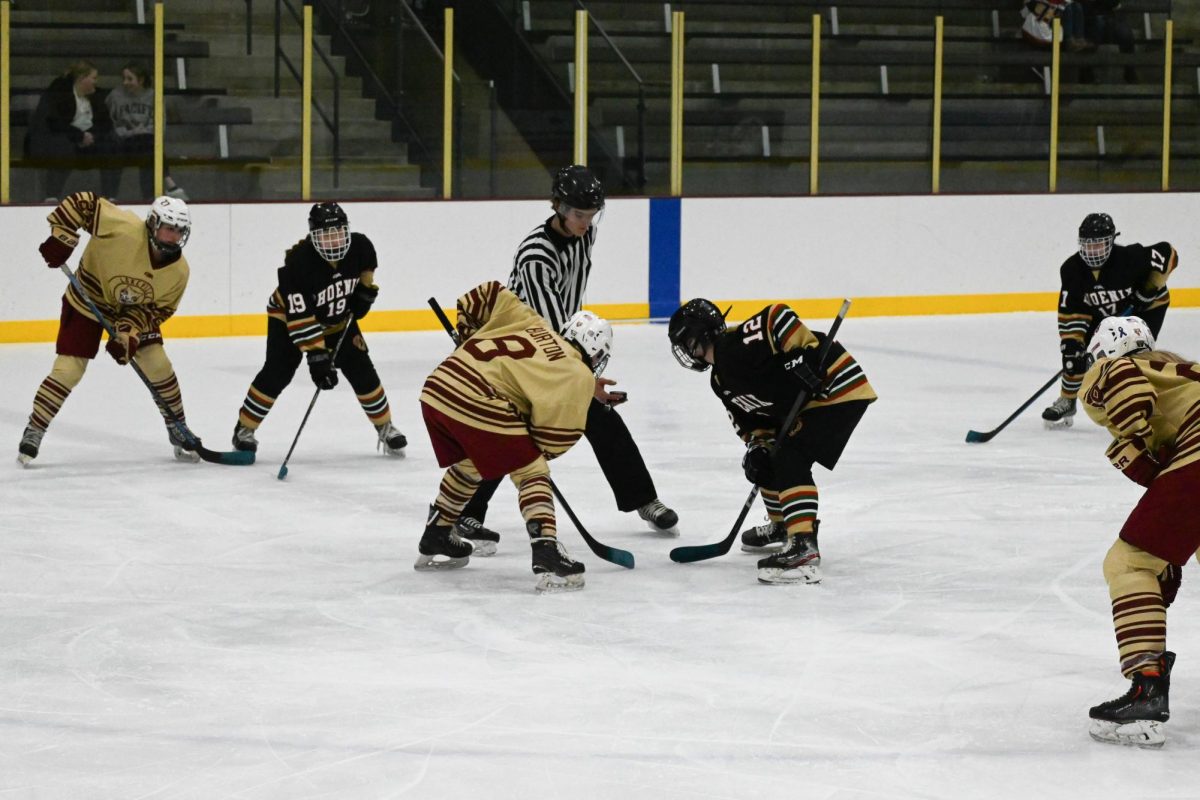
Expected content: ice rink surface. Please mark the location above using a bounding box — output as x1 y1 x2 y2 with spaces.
3 309 1200 799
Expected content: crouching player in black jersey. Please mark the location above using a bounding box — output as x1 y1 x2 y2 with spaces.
230 202 407 456
1043 212 1177 429
668 299 876 584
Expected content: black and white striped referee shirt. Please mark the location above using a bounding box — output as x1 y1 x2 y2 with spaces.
507 215 596 334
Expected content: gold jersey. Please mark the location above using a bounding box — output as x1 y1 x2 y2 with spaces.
1081 352 1200 478
420 281 595 460
49 193 190 336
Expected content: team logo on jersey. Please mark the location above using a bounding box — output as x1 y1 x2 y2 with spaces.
110 276 154 305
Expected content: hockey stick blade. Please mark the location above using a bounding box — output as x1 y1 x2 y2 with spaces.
59 265 253 466
429 297 634 569
964 370 1062 444
669 298 852 565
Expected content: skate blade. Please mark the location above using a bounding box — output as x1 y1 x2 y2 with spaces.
413 553 470 571
17 453 35 467
464 539 497 557
757 565 821 585
535 573 585 593
1043 417 1074 430
741 542 785 554
173 448 201 463
1088 718 1165 749
380 448 407 458
644 520 680 537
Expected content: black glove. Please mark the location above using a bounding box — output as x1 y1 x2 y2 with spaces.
1159 563 1182 608
39 235 75 269
742 441 774 486
1061 339 1087 376
782 346 825 395
350 282 379 319
306 349 339 390
1133 286 1159 311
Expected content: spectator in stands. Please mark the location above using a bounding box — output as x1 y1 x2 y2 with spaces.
1081 0 1137 82
106 63 188 201
1020 0 1071 47
24 60 120 203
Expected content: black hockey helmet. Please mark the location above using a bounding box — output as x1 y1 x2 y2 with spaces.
668 298 728 372
308 202 351 261
552 165 605 211
1078 212 1118 268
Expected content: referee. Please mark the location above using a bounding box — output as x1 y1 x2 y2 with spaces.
455 165 679 552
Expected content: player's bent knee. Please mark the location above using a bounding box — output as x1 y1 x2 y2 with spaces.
509 456 549 487
49 354 88 389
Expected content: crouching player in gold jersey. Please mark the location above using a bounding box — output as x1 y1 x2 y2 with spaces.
416 281 613 592
19 193 197 465
1081 315 1200 748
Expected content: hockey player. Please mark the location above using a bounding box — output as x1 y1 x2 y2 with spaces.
667 299 876 584
231 202 406 456
1079 315 1200 749
19 193 198 465
417 281 612 592
455 165 678 554
1043 212 1177 429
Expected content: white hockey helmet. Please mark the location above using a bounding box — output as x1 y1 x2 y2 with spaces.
146 195 191 256
562 309 613 376
1087 315 1156 363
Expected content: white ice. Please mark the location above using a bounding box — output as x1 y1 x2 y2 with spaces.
3 310 1199 799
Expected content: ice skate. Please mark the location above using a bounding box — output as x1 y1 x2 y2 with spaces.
376 421 407 457
741 519 787 553
168 426 200 463
17 424 45 466
231 422 259 453
757 527 821 585
454 515 500 557
530 528 585 592
637 498 679 536
414 506 472 571
1088 652 1174 749
1042 396 1076 429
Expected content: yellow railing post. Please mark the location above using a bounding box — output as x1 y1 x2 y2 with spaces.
443 7 455 197
301 2 313 200
574 9 588 165
810 14 821 195
1161 19 1173 191
1 0 10 204
1049 17 1061 192
154 0 164 197
932 16 943 194
670 11 684 196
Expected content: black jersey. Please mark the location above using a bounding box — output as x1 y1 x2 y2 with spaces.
267 232 378 350
709 304 876 442
1057 241 1177 345
507 215 595 333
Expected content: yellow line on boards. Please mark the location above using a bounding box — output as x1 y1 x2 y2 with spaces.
3 292 1199 343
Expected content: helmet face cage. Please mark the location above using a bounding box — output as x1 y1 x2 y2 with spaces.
562 310 613 377
1078 212 1117 268
668 299 727 372
308 202 351 261
1087 315 1156 364
145 195 191 255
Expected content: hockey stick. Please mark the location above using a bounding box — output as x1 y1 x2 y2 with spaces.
669 298 852 564
964 370 1062 444
277 315 355 480
427 297 635 570
964 304 1134 444
60 265 254 466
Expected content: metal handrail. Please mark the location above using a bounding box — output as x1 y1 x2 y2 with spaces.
395 0 462 85
274 0 341 186
572 0 646 190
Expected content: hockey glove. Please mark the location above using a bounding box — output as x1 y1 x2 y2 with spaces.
1159 563 1182 608
39 235 75 269
742 441 774 486
1060 339 1087 376
1119 447 1160 488
1133 286 1160 312
306 348 339 390
350 282 379 320
104 322 139 365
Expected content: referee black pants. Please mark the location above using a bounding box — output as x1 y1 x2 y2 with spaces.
461 398 658 522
